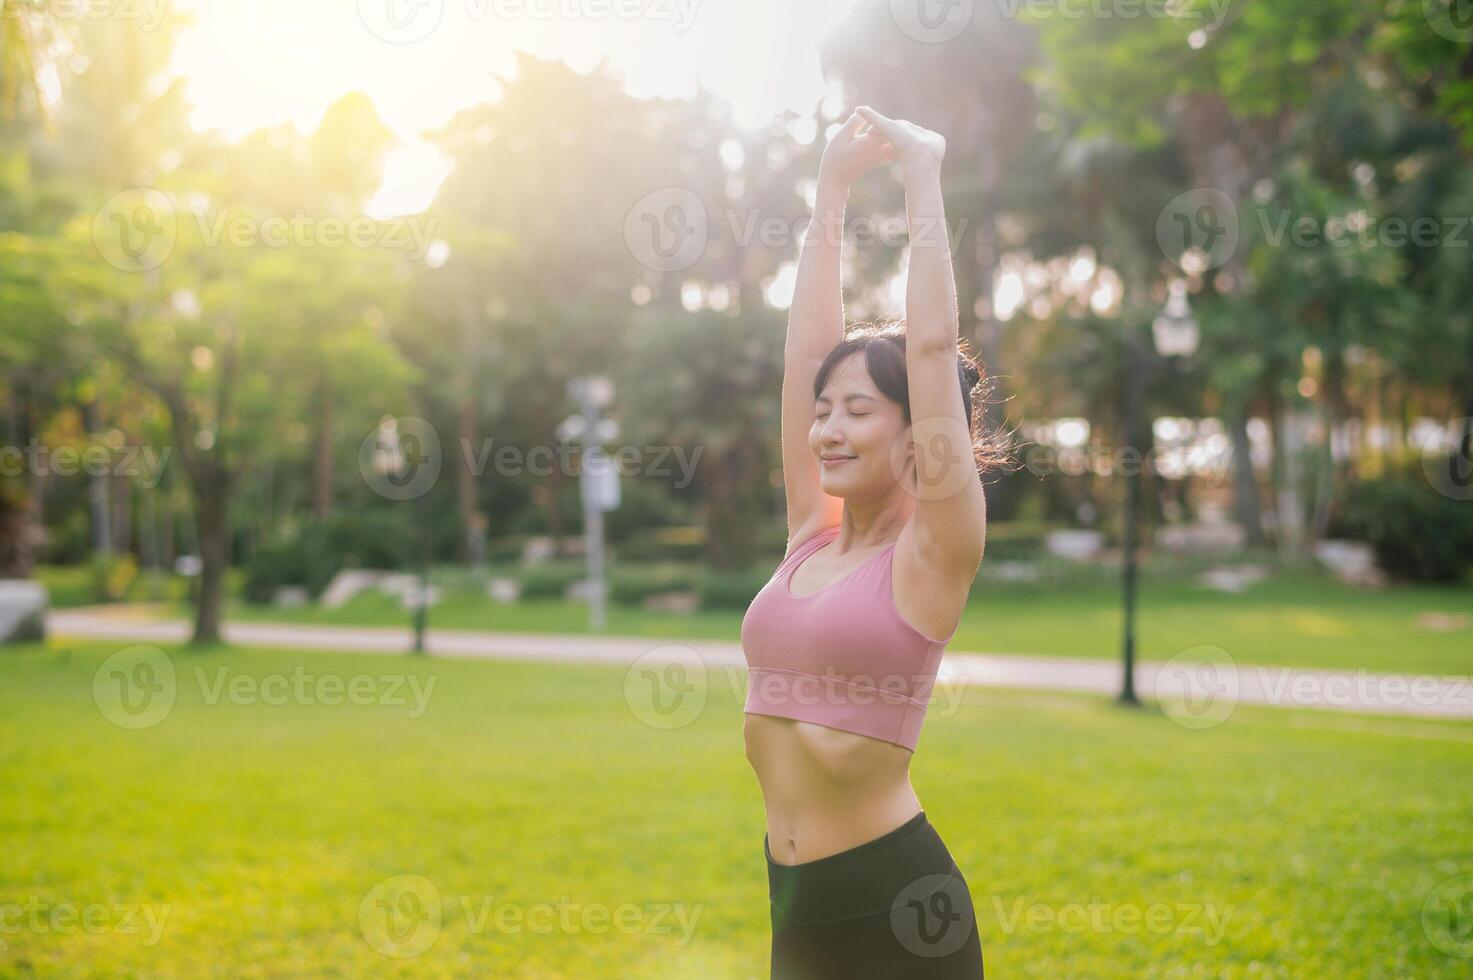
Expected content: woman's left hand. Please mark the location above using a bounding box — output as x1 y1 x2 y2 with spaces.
854 107 946 172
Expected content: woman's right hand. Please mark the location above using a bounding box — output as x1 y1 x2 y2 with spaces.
817 110 898 190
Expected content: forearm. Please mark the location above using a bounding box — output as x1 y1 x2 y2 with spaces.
785 177 849 361
901 158 959 353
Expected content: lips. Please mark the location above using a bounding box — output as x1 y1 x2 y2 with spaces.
821 454 856 466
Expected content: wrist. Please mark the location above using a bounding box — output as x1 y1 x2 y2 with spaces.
815 167 853 196
900 154 943 184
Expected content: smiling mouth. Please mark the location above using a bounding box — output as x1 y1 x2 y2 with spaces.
821 455 857 466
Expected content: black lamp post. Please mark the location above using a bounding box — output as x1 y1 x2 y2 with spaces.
1119 280 1200 705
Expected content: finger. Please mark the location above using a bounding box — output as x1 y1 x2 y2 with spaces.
837 112 866 140
855 106 899 135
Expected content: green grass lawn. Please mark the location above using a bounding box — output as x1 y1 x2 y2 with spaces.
128 563 1473 676
3 639 1472 977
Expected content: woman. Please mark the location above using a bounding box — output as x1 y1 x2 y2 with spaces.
740 107 1002 978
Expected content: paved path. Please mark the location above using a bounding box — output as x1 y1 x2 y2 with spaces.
47 608 1473 721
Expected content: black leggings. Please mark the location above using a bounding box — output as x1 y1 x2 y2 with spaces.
765 811 984 979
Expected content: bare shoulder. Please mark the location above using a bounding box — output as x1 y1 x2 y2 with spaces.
891 519 982 642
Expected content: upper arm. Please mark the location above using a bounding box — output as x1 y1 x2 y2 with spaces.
780 350 843 546
900 343 987 577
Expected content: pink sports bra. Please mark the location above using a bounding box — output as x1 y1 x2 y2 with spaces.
740 523 957 752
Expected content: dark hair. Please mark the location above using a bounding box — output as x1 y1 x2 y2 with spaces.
812 320 1016 476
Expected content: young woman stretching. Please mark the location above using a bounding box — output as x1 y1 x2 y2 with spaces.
740 106 1001 978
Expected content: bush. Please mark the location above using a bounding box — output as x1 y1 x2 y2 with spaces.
1328 472 1473 583
243 514 412 605
697 567 772 611
607 564 696 606
514 562 587 600
89 552 139 602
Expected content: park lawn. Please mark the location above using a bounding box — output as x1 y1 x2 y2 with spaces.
2 640 1472 978
184 565 1473 676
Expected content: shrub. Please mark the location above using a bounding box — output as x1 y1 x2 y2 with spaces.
607 564 696 606
242 514 412 605
1328 472 1473 583
698 567 772 611
89 552 139 602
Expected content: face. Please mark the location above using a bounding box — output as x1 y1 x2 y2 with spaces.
811 352 912 497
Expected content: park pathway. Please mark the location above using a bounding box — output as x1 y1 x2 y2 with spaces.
47 607 1473 721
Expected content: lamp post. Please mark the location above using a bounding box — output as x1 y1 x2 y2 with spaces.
371 417 432 654
558 377 619 631
1119 280 1199 705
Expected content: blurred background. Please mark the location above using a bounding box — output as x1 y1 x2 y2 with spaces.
2 1 1472 977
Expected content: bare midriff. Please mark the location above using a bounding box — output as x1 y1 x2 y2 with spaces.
744 713 922 866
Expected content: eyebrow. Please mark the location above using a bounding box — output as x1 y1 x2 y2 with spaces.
816 393 877 405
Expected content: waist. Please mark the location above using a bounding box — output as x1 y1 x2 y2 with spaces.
745 714 920 864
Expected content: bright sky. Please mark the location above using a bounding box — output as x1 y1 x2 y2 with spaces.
170 0 859 216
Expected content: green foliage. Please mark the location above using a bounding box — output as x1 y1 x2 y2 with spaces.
1329 469 1473 582
605 563 695 606
242 514 411 604
512 561 586 600
87 551 137 602
696 567 771 611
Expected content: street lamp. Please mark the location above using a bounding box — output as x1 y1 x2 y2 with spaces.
1119 280 1200 705
371 417 432 654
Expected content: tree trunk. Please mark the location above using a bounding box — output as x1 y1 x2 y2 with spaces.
191 468 232 646
82 398 113 554
1225 390 1266 546
457 393 477 564
312 371 333 521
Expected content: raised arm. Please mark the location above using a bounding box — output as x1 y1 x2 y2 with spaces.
780 111 897 546
855 107 986 574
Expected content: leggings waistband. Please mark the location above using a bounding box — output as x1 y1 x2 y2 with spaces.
766 812 962 924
